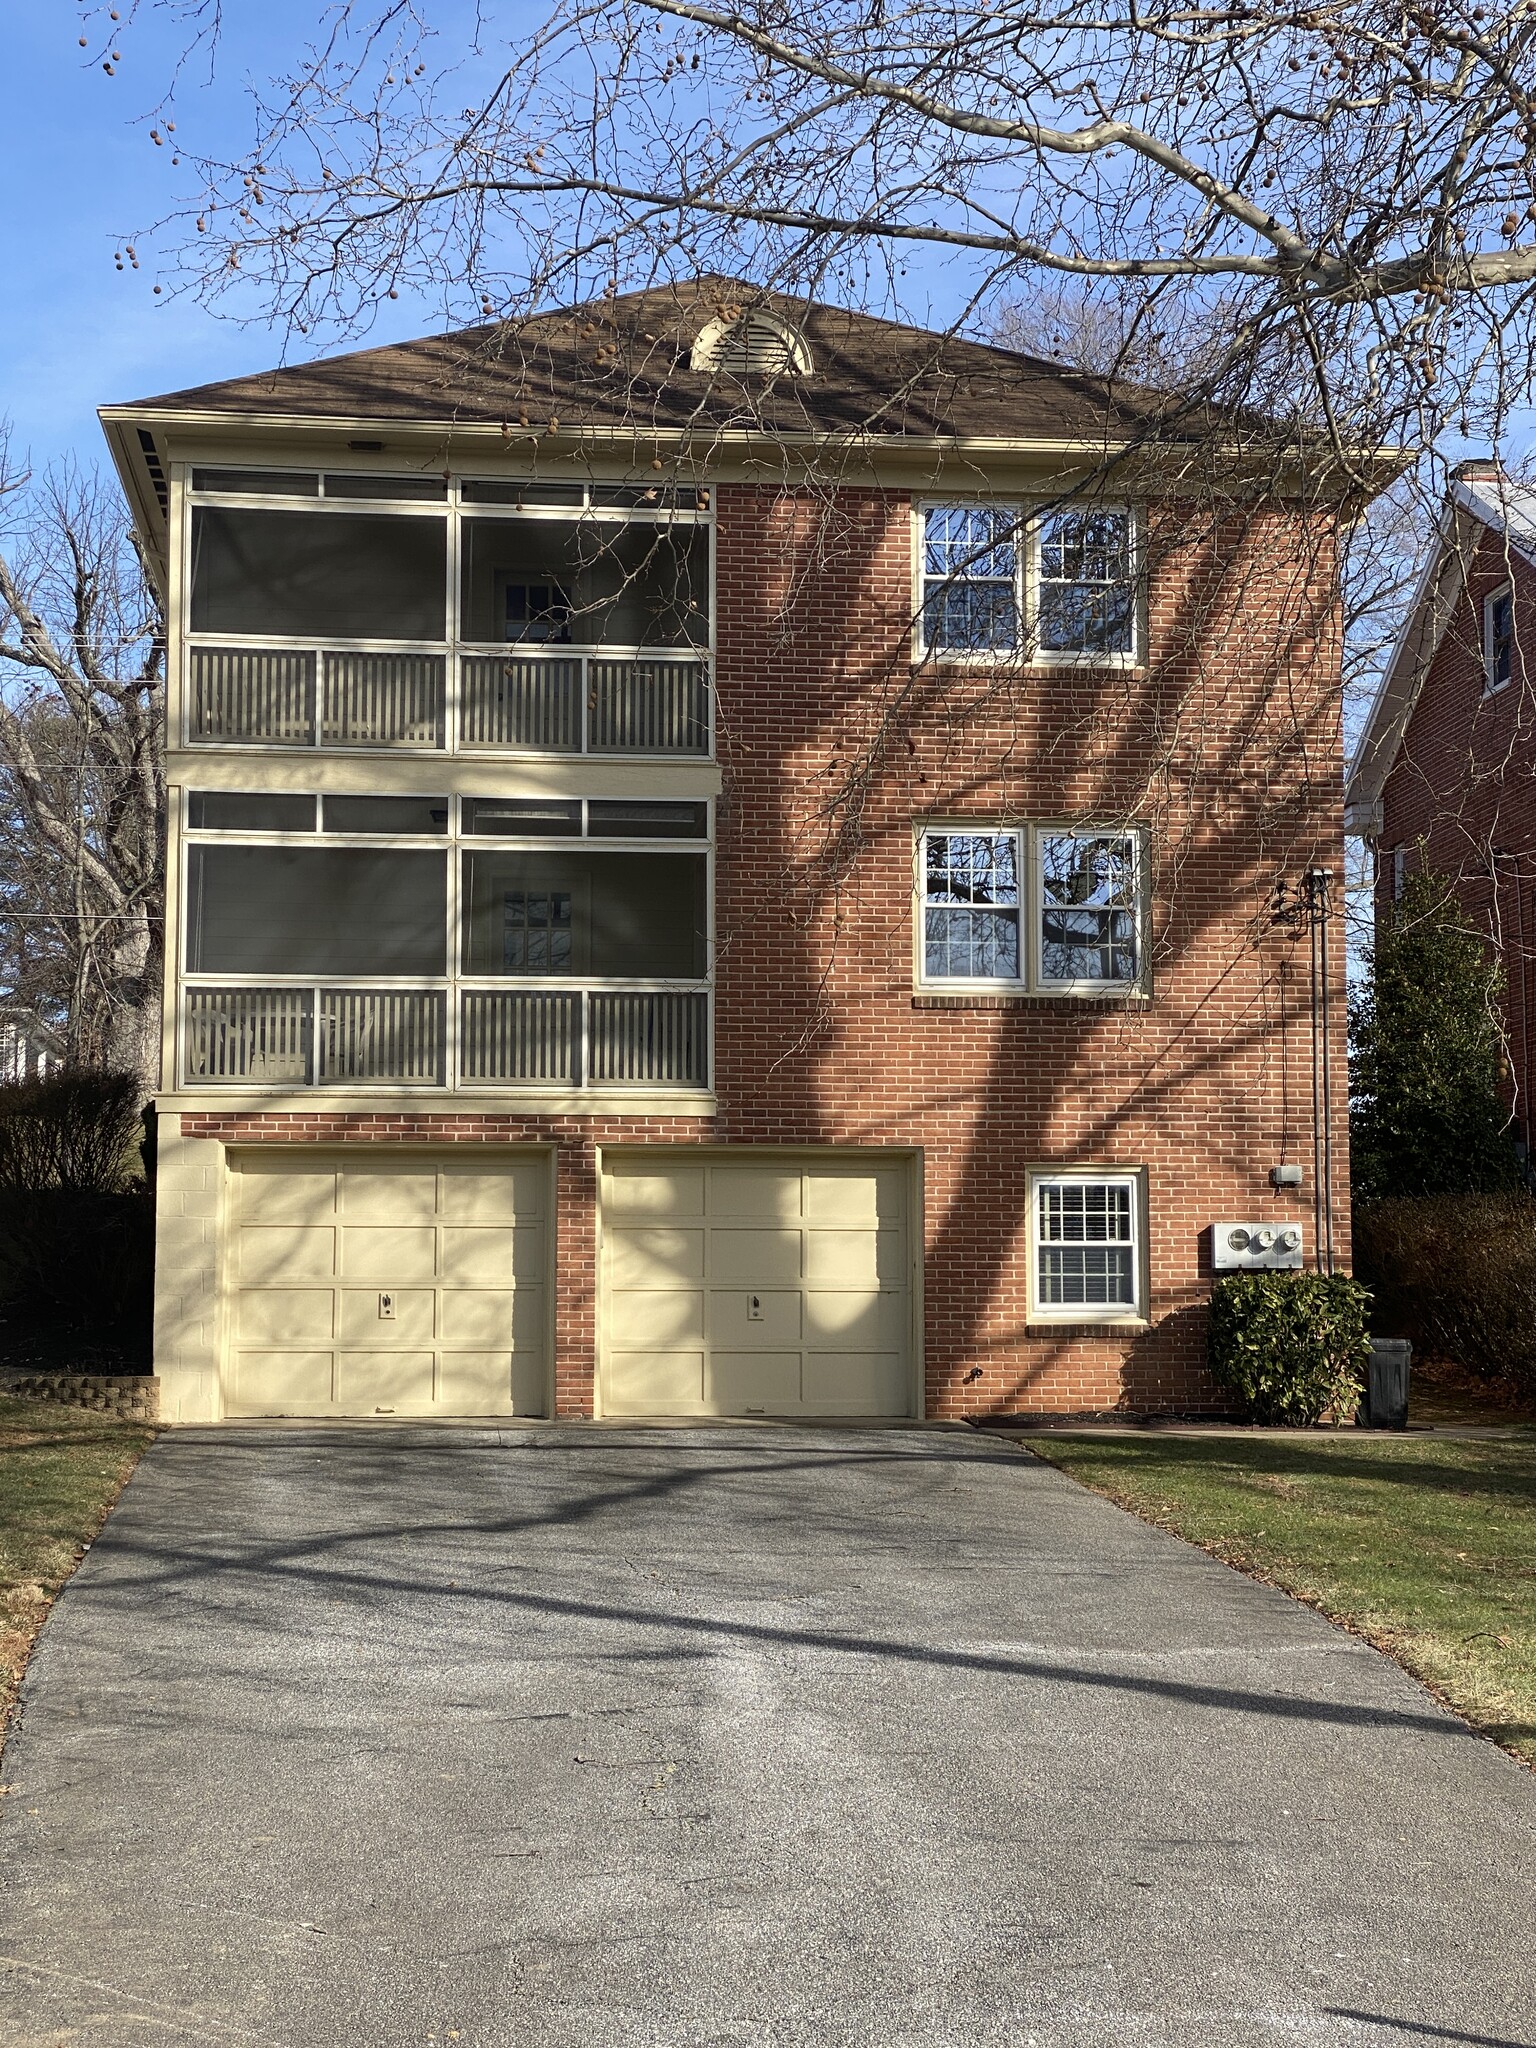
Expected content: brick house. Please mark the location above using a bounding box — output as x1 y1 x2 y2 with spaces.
101 279 1352 1425
1347 460 1536 1137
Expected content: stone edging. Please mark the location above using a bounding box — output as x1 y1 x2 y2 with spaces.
0 1369 159 1424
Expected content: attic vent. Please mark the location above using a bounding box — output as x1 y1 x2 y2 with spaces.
690 310 812 378
136 429 169 517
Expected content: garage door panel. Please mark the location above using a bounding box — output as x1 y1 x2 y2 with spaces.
340 1171 439 1222
710 1227 802 1285
615 1286 705 1345
709 1168 801 1220
605 1162 706 1218
440 1162 543 1221
804 1229 878 1286
606 1348 705 1413
707 1289 801 1345
340 1225 437 1283
335 1350 435 1411
601 1155 913 1419
804 1174 891 1226
801 1353 908 1416
804 1228 908 1286
239 1225 336 1284
231 1154 547 1417
237 1288 334 1346
439 1286 512 1347
237 1170 337 1224
610 1226 705 1286
438 1351 516 1412
803 1287 904 1348
336 1288 434 1346
439 1226 528 1285
707 1352 802 1413
231 1350 333 1415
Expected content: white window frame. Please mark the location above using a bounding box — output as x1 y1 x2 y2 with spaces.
916 826 1027 990
915 823 1147 997
1027 1169 1147 1324
914 500 1141 668
1032 827 1146 996
1032 503 1140 666
1484 584 1515 696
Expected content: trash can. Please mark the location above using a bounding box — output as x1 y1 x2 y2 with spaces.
1358 1338 1412 1430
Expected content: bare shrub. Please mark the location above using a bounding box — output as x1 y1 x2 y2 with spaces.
1354 1195 1536 1396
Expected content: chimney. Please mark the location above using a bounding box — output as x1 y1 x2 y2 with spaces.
1453 456 1505 482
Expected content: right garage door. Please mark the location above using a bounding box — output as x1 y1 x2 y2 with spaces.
600 1153 914 1418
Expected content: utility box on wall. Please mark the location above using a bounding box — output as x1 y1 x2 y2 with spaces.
1212 1223 1305 1271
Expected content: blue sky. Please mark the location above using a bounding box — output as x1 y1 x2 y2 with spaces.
0 3 446 481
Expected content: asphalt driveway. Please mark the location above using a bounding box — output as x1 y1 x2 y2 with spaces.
0 1425 1532 2048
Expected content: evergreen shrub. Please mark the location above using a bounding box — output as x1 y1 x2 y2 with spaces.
1208 1271 1371 1424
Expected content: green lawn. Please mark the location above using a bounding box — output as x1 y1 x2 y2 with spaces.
1027 1430 1536 1766
0 1395 156 1730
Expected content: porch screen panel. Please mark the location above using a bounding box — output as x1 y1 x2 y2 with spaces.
189 508 447 640
185 846 447 976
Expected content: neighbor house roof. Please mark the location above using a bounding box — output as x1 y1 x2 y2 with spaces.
1346 463 1536 833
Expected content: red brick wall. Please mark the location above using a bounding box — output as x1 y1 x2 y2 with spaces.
186 482 1350 1420
1378 522 1536 1131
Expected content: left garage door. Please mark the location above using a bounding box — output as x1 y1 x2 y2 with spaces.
228 1152 548 1417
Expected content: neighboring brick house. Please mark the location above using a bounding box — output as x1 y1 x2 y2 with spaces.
1347 460 1536 1139
101 278 1353 1425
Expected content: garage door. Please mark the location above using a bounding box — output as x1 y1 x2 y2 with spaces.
229 1152 547 1417
600 1153 913 1418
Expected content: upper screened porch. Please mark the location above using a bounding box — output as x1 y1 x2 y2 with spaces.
177 469 713 759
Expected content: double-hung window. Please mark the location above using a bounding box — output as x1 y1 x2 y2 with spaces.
1036 508 1136 658
918 825 1144 993
921 506 1019 654
1037 833 1140 989
1485 586 1515 695
919 502 1137 662
1030 1172 1144 1319
922 831 1022 982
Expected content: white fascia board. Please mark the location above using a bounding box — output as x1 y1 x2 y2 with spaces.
1450 476 1536 570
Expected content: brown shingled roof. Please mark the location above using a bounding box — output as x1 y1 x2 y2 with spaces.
119 275 1191 444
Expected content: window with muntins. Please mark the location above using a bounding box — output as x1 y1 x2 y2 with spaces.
923 832 1022 980
1036 509 1135 657
1031 1174 1141 1317
921 507 1019 654
1038 833 1140 988
919 826 1144 993
1485 587 1514 694
920 502 1137 661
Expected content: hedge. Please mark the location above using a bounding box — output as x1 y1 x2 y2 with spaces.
1354 1194 1536 1397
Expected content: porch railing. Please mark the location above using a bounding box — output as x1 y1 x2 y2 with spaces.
182 984 709 1089
184 987 445 1088
187 645 709 755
